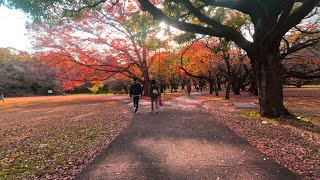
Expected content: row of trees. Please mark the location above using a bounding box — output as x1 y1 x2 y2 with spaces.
1 0 320 117
0 48 61 96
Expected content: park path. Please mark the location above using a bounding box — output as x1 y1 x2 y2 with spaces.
76 92 300 180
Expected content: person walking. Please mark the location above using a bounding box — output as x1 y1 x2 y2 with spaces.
0 93 4 103
129 77 142 113
148 79 160 113
195 85 199 92
187 84 191 96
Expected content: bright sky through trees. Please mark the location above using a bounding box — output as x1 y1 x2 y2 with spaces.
0 6 31 51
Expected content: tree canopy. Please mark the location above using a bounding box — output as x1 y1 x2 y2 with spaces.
2 0 320 117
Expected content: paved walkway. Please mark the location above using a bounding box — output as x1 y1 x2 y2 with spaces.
76 93 300 180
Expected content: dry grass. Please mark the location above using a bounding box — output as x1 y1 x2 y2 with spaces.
0 95 132 179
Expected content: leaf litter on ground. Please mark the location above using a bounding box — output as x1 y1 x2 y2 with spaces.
201 89 319 180
0 95 133 179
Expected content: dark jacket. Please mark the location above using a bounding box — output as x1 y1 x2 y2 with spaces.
148 84 160 99
130 82 142 97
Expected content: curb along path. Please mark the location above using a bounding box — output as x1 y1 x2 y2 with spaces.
76 94 300 180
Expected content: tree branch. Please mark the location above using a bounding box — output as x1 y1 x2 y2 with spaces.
199 0 255 15
278 0 320 39
280 39 320 59
137 0 253 53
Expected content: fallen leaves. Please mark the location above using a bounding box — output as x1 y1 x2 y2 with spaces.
202 89 320 179
0 95 133 179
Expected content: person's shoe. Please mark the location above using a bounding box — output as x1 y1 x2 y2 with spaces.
134 108 137 113
155 110 158 113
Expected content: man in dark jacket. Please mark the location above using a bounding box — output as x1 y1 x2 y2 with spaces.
130 77 142 113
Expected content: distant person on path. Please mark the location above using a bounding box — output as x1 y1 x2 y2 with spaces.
148 79 160 113
0 93 4 103
130 77 142 113
187 84 191 96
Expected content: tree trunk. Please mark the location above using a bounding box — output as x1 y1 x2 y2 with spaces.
142 69 150 96
217 75 222 91
143 79 149 96
214 81 219 96
248 73 258 95
209 82 214 94
240 85 246 91
251 48 288 117
225 80 231 99
225 57 232 99
232 80 241 95
249 81 258 96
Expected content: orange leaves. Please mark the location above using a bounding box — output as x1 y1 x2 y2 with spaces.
180 41 223 76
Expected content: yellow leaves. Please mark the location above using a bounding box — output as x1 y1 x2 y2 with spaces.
87 82 104 94
191 18 200 24
0 47 32 62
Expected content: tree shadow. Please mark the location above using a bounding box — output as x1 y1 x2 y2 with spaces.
76 101 300 180
276 117 320 134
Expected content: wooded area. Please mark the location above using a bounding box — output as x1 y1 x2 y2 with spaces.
1 1 320 179
1 0 319 117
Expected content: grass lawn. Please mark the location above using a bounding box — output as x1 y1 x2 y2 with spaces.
1 88 318 179
201 87 320 179
0 95 132 179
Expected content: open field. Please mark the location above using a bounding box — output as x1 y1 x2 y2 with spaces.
201 87 320 179
0 95 133 179
0 92 184 179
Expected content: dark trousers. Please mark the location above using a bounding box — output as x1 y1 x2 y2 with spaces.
133 96 140 111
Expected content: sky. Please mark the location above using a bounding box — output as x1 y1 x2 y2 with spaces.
0 6 31 51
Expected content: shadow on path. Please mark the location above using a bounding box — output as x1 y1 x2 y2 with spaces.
76 93 300 180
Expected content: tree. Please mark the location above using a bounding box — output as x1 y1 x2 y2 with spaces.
4 0 320 117
283 46 320 85
35 51 107 90
280 26 320 81
180 38 251 98
27 2 162 95
202 38 251 98
179 40 222 95
0 49 62 96
136 0 320 117
149 50 180 93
